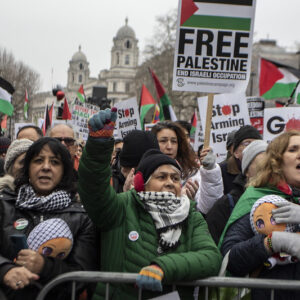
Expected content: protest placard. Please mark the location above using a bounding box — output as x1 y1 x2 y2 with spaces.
113 97 142 139
172 0 256 94
198 93 251 162
71 99 99 140
263 107 300 142
246 96 264 134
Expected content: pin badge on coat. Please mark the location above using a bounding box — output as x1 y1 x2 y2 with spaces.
14 218 29 230
129 231 139 241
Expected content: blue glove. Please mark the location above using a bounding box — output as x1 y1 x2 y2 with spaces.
88 108 117 138
136 265 164 292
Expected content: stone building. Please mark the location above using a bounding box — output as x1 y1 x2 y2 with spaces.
29 18 139 123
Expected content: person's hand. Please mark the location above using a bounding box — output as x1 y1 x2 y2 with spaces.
272 231 300 260
136 264 164 292
15 249 45 274
88 108 117 138
3 267 39 290
182 179 199 200
272 201 300 224
201 149 216 170
123 168 135 192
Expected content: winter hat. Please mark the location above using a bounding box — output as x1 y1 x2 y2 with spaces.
242 140 268 175
0 137 11 154
226 130 237 150
27 218 73 252
233 125 262 151
119 130 159 168
250 195 296 235
134 149 181 192
4 138 33 173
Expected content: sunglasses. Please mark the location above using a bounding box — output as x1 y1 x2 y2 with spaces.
54 137 75 146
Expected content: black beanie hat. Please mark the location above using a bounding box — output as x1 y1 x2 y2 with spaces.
233 125 262 151
134 149 181 192
119 130 159 168
0 137 11 154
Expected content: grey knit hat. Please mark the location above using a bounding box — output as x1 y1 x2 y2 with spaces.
4 138 33 173
241 140 268 175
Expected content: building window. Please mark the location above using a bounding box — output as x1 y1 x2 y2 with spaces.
113 82 117 92
72 73 74 82
125 55 130 65
79 74 82 83
125 82 130 92
79 63 84 70
116 52 120 65
125 40 131 49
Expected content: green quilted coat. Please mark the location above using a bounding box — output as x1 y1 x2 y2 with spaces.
78 138 222 300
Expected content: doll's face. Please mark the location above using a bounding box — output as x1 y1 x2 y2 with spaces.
253 203 286 235
37 237 72 259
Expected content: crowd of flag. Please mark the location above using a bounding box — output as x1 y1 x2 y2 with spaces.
0 57 300 137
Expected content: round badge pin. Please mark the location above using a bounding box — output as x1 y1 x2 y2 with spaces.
14 218 29 230
128 231 139 242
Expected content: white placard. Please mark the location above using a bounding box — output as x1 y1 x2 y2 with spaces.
113 97 142 139
172 0 256 94
263 107 300 142
198 92 251 162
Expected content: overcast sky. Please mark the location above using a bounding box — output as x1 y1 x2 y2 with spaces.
1 0 300 92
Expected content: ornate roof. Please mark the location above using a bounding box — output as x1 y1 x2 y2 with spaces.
116 18 136 39
71 45 87 62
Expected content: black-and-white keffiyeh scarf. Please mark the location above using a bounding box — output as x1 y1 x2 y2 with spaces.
138 191 190 253
16 184 71 212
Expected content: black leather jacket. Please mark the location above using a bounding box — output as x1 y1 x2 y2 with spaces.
0 188 99 300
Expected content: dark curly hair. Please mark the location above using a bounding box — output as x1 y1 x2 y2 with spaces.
16 137 76 197
151 121 198 179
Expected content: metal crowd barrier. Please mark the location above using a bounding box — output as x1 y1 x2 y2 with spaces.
36 271 300 300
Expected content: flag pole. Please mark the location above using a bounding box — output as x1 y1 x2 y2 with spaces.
203 93 214 148
286 79 300 106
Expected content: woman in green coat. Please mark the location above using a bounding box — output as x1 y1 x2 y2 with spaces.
78 108 222 299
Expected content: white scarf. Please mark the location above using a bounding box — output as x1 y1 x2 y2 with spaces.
138 191 190 253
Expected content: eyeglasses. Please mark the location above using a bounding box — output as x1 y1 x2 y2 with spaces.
54 137 75 146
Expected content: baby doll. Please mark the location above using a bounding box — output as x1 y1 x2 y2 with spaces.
27 218 73 259
250 195 298 269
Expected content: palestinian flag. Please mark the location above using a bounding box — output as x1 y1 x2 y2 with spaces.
259 58 300 103
149 68 177 121
180 0 253 31
0 76 14 116
62 98 72 120
152 104 160 124
139 84 156 128
1 115 7 133
24 89 29 120
42 105 51 136
77 84 85 103
190 110 197 137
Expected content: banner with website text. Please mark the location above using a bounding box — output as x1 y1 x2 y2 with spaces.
173 0 256 94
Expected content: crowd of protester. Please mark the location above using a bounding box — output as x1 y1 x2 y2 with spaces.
0 109 300 299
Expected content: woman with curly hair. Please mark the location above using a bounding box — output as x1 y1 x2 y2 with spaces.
220 130 300 300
